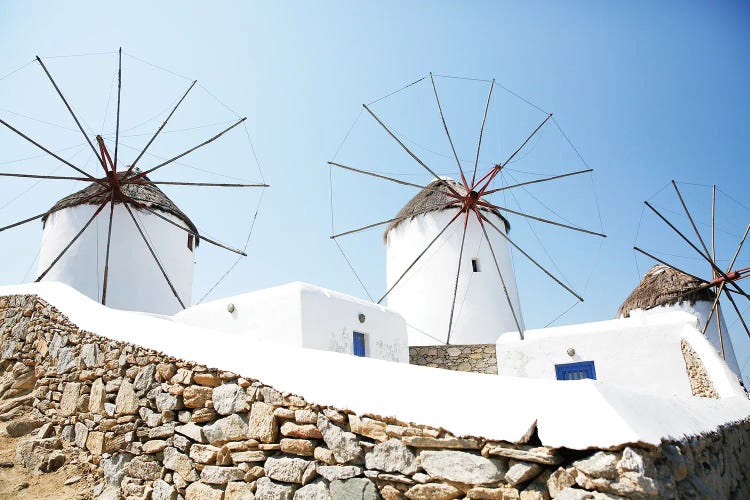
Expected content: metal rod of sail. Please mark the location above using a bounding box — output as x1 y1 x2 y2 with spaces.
480 212 584 301
446 211 470 344
124 79 197 177
471 79 494 187
701 281 725 334
362 104 461 198
128 180 268 188
327 162 460 197
633 246 706 283
377 209 462 304
483 169 593 196
0 172 93 181
36 199 109 282
671 180 712 259
429 73 468 188
35 56 103 166
331 203 451 239
0 186 109 234
127 199 247 256
130 117 245 180
644 201 748 297
122 202 186 309
113 47 122 172
711 185 717 265
479 200 606 237
0 118 102 183
475 211 524 339
101 193 116 305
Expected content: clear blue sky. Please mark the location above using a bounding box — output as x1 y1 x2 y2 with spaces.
1 1 749 381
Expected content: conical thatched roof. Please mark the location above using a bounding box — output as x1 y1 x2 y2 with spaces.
617 264 714 318
43 170 199 242
384 178 510 241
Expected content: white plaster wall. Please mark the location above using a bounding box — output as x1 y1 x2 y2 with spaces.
626 301 740 376
496 311 747 399
174 282 409 362
386 208 523 346
38 204 194 315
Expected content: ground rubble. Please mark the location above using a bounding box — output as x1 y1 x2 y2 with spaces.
1 293 749 499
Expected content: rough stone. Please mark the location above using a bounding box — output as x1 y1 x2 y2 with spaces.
226 481 256 500
266 456 318 484
86 431 105 455
282 422 323 439
176 422 207 443
164 446 197 480
15 437 65 474
329 478 379 500
466 486 522 499
204 413 250 445
134 363 156 393
213 383 248 415
256 477 297 500
419 450 507 484
248 401 277 443
194 372 222 387
102 452 133 486
143 439 169 454
316 465 362 481
190 443 220 464
403 436 481 449
115 380 139 415
201 465 245 484
89 378 106 413
185 481 224 500
365 438 417 475
74 421 89 449
484 444 562 466
183 385 213 408
124 454 164 480
318 414 362 464
152 478 178 500
59 381 81 417
231 450 268 463
505 461 543 487
349 415 387 442
281 438 316 456
405 483 462 500
6 416 45 437
294 481 331 500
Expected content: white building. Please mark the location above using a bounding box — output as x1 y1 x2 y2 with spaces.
173 282 409 362
385 178 523 346
496 265 744 398
38 172 196 315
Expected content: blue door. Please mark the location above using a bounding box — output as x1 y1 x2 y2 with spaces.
353 332 366 357
555 361 596 380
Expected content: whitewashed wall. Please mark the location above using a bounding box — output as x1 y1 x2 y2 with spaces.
174 282 409 362
386 208 523 346
38 204 194 315
625 301 740 376
496 311 746 399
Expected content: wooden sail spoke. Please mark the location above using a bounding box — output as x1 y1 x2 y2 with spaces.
377 210 462 305
0 117 102 183
130 117 246 181
101 194 116 305
633 246 706 283
471 79 494 187
122 202 186 309
362 104 461 198
429 73 467 188
327 162 458 195
36 199 109 282
480 212 584 302
331 203 452 239
113 48 122 172
446 211 470 344
126 180 268 188
483 169 593 196
124 79 197 177
0 172 92 181
671 181 712 259
480 200 606 237
35 56 103 166
724 290 750 340
476 212 524 339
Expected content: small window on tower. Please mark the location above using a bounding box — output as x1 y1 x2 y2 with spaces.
187 234 194 251
472 258 480 272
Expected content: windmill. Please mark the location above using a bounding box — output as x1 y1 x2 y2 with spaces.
634 181 750 361
0 49 267 313
328 73 606 345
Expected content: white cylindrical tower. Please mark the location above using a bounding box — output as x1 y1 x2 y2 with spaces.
385 178 523 346
618 264 741 376
38 173 197 315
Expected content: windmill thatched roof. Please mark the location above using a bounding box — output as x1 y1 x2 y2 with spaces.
384 178 510 241
617 264 713 318
43 170 199 243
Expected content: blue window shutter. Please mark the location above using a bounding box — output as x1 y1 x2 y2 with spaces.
555 361 596 381
353 332 366 357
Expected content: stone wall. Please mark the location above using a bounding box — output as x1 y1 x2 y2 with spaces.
409 345 497 374
1 293 749 499
680 339 719 399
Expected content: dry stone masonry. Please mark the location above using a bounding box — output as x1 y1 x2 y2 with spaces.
680 339 719 399
1 294 749 499
409 345 497 374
